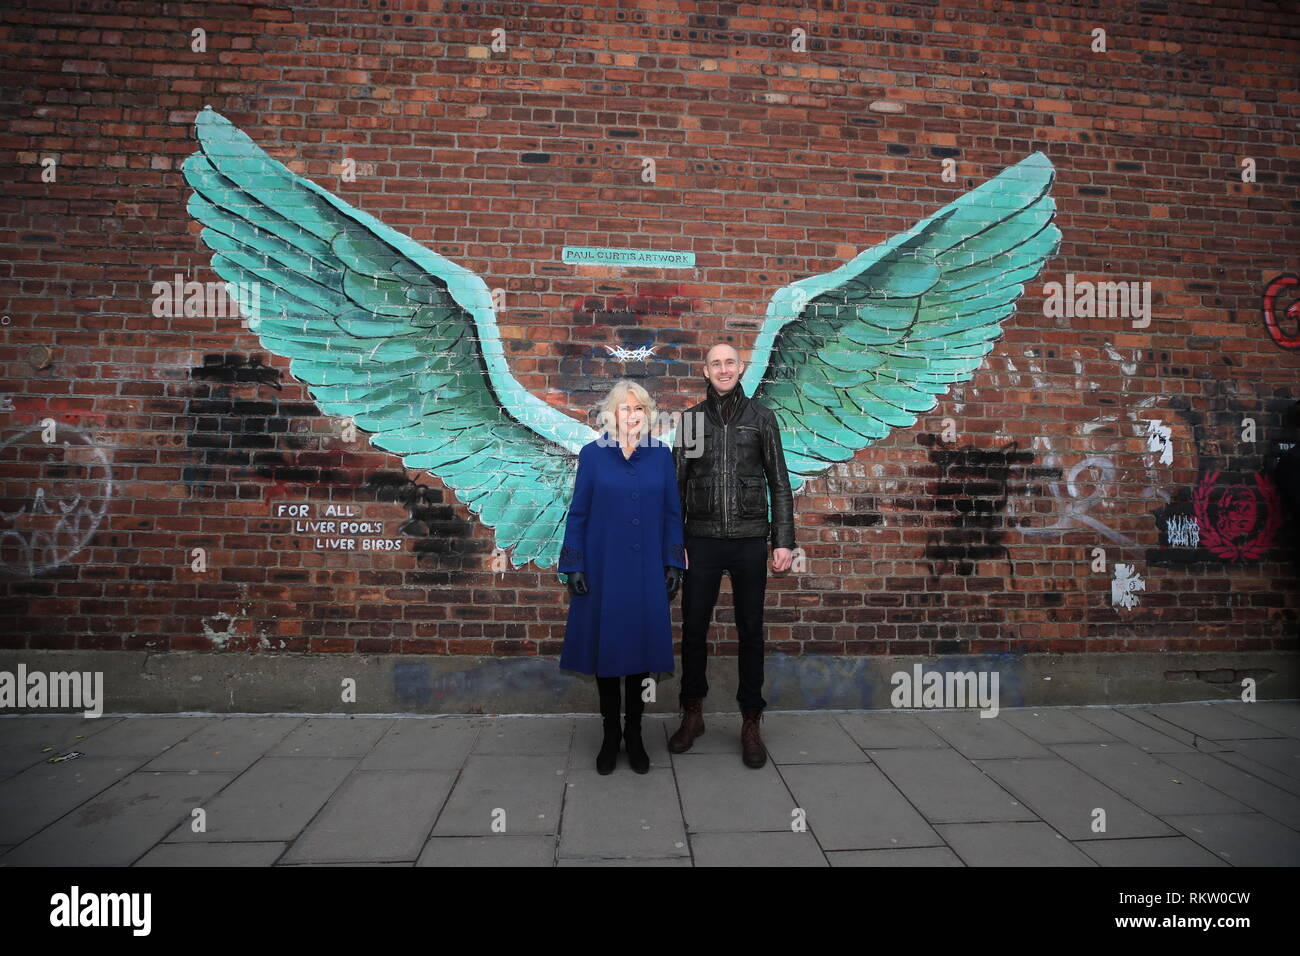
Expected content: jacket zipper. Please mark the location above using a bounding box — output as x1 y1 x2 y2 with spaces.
722 418 729 533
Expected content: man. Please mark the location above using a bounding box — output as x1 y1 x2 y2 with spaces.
1274 400 1300 581
670 343 796 768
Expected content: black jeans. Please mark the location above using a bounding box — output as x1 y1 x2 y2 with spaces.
679 535 769 710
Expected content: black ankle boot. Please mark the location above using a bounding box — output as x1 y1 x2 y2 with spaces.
596 676 621 774
623 672 650 774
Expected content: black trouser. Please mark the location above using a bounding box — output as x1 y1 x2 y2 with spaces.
679 535 769 710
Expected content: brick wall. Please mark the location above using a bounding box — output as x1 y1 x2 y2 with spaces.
2 0 1298 672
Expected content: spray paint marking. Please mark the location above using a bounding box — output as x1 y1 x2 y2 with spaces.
0 426 113 578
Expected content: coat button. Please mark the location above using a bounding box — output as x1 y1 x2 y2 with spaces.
631 543 640 551
630 492 638 500
631 518 639 526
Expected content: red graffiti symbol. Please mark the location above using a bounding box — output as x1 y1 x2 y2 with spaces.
1193 470 1282 562
1262 273 1300 351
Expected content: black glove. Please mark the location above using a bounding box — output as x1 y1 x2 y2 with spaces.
665 565 684 600
565 570 588 596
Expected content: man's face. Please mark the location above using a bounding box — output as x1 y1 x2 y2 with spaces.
704 347 743 394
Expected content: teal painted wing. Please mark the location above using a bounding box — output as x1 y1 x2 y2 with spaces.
182 108 597 568
741 153 1061 491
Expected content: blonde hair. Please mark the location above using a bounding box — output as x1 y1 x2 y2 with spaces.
597 379 658 442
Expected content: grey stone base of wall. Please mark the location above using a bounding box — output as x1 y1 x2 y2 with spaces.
1 649 1297 715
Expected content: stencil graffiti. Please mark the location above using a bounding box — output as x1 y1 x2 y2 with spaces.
1148 378 1287 567
0 426 113 578
1192 471 1282 562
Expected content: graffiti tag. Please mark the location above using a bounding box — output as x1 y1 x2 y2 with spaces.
0 426 113 578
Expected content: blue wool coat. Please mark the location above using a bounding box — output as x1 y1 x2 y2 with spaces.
558 432 686 677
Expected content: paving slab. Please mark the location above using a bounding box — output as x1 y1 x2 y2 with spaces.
1142 703 1288 742
571 716 672 771
834 713 947 750
161 756 357 843
73 716 209 757
430 754 566 836
1153 752 1300 830
417 835 555 866
656 713 745 755
5 705 1297 868
471 717 573 755
0 755 150 845
276 860 414 867
2 770 235 866
673 752 796 833
280 770 455 863
1077 836 1229 867
1109 707 1199 747
557 856 691 866
267 717 394 757
868 748 1038 824
827 846 965 866
935 822 1096 866
358 718 479 771
999 708 1120 745
0 716 123 781
1222 738 1300 781
917 711 1054 759
759 714 870 764
1049 742 1251 816
144 717 303 772
1165 812 1300 866
558 768 689 860
780 763 943 851
1211 701 1300 737
1072 708 1196 754
975 757 1178 840
1211 750 1300 797
690 831 828 866
133 842 287 866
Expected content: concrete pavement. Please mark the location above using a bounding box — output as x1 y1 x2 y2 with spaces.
1 701 1298 866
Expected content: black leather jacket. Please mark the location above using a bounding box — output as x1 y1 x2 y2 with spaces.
671 382 796 549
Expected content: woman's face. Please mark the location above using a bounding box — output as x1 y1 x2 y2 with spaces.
616 393 646 438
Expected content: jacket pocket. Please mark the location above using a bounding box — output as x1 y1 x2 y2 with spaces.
737 475 766 518
686 477 710 518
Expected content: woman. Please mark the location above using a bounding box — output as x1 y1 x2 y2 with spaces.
558 380 686 774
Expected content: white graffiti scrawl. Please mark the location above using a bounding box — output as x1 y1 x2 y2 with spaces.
1010 348 1174 547
1165 514 1200 548
0 426 114 578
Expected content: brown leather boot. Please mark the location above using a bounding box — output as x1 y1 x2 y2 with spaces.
667 697 705 753
740 707 767 768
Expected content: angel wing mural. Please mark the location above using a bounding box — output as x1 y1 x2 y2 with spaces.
182 108 1060 569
